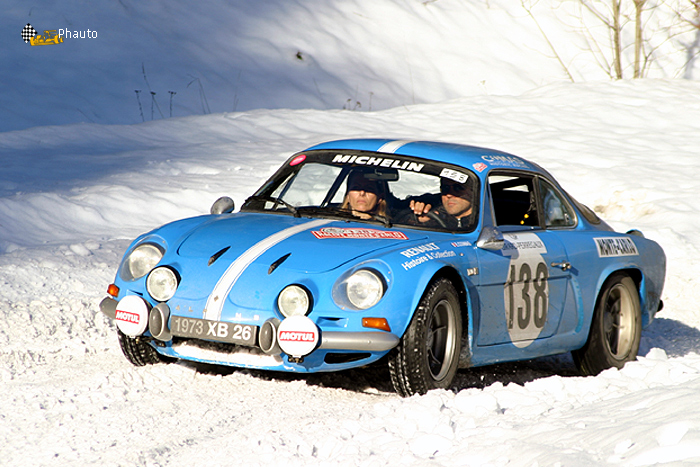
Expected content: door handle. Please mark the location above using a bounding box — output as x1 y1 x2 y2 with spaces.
551 261 571 271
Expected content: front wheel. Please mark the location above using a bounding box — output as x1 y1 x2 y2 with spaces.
117 330 175 366
388 278 462 397
573 273 641 375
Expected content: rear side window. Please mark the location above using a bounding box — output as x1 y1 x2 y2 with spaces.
538 178 576 228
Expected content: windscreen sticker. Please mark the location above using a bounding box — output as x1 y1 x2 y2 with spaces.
502 233 549 348
399 242 456 270
312 227 408 240
331 154 424 172
594 237 639 257
439 168 469 183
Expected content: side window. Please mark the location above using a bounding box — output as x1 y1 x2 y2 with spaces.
488 174 539 228
538 179 576 228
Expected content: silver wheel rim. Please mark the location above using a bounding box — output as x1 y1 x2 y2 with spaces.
426 298 458 380
603 283 635 359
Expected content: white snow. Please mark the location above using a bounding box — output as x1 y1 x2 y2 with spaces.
2 1 700 465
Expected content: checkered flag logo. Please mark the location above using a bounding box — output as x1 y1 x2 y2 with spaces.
21 23 37 43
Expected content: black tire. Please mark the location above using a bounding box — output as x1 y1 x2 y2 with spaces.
388 278 462 397
117 330 174 366
573 273 641 376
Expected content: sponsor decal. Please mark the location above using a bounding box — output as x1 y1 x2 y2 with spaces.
451 241 472 248
502 233 547 254
277 315 319 357
115 310 140 324
331 154 424 172
312 227 408 240
594 237 639 257
399 242 457 270
481 154 528 169
278 331 315 342
473 162 488 172
114 295 149 337
400 242 439 258
439 168 469 183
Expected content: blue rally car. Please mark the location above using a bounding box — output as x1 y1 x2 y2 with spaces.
100 139 666 396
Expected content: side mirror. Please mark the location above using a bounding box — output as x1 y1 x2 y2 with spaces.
477 226 504 251
210 196 235 215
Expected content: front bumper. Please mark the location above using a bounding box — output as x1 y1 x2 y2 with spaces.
100 296 399 354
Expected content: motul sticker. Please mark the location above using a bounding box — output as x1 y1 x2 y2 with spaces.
279 331 315 342
114 295 149 337
277 315 319 357
115 310 140 324
312 227 408 240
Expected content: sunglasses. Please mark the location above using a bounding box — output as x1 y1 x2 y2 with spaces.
440 181 471 196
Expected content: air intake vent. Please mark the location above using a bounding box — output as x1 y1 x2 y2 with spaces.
208 246 230 266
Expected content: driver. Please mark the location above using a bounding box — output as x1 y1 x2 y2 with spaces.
407 177 475 229
341 171 388 220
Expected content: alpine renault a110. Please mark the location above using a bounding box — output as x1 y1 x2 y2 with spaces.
100 139 666 396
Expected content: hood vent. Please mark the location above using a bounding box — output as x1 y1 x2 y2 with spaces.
268 253 291 275
208 246 231 266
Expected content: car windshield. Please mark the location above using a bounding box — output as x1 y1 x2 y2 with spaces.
241 150 480 232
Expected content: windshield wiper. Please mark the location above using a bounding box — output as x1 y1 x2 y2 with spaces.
246 195 300 217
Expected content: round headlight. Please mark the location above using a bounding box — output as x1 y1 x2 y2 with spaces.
122 243 163 281
147 267 179 302
278 285 311 318
346 270 384 309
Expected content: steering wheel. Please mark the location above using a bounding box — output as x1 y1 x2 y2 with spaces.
414 211 447 228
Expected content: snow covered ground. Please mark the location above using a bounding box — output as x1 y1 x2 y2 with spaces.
3 1 700 466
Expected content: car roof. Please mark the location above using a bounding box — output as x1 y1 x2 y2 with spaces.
304 139 545 177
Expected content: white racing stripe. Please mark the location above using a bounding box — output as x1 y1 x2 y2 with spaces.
203 218 332 321
377 140 415 154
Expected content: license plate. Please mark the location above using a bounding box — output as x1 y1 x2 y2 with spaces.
170 316 258 346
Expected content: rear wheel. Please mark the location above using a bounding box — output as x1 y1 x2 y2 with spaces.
117 330 174 366
388 278 462 396
573 273 641 375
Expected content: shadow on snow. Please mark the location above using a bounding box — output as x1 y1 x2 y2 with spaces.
181 316 700 396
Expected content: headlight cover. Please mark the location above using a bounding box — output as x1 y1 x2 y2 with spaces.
278 285 312 318
120 243 164 281
334 269 385 310
146 267 179 302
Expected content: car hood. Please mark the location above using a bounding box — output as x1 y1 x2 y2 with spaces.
176 212 424 274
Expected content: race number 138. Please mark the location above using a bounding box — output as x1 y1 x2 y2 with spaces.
506 261 548 331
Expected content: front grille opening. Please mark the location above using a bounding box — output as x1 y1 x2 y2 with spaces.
324 352 371 364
